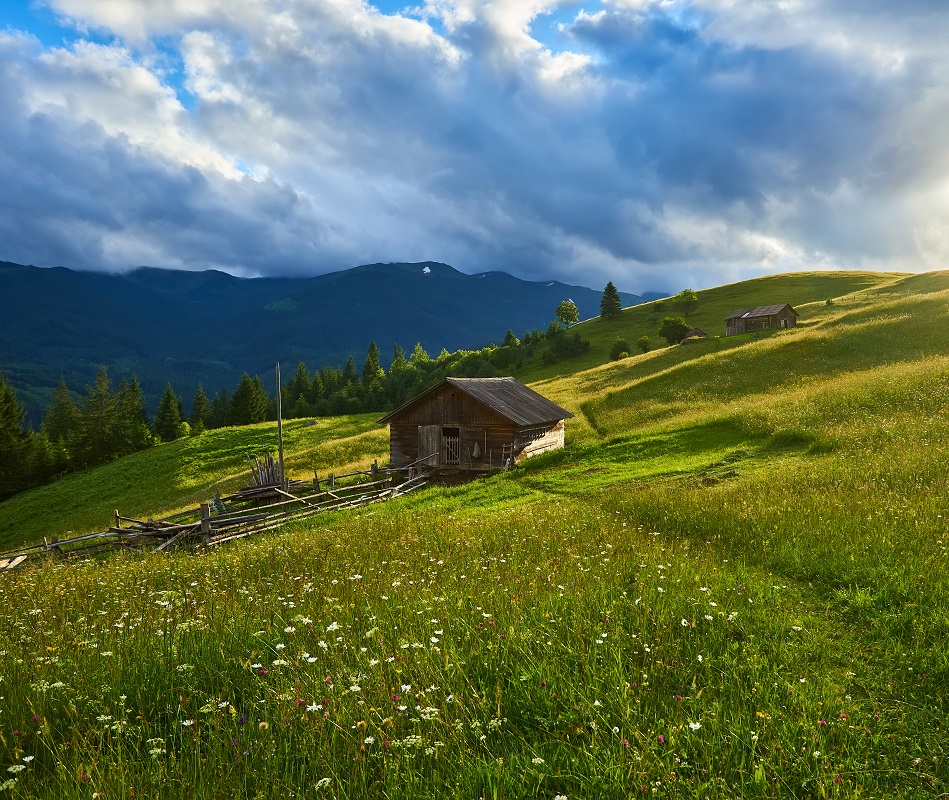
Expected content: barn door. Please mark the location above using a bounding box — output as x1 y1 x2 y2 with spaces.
418 425 440 470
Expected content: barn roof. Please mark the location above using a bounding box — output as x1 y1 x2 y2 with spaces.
724 304 797 320
377 377 574 427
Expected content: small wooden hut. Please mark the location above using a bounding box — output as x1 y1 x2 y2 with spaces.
377 377 573 473
681 327 708 342
725 304 798 336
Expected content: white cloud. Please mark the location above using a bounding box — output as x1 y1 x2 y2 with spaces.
1 0 947 292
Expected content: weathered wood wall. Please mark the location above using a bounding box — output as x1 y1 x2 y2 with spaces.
513 420 565 464
389 421 517 469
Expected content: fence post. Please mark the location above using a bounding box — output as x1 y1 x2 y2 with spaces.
200 503 211 544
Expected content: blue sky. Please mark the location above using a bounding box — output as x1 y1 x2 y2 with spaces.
1 0 947 293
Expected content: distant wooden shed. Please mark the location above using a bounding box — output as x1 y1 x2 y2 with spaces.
377 377 573 473
681 327 708 342
725 304 798 336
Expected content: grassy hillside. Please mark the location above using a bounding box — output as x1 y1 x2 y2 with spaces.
1 270 947 798
0 416 386 551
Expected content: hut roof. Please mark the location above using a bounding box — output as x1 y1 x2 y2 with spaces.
724 304 797 321
682 327 708 338
377 377 574 427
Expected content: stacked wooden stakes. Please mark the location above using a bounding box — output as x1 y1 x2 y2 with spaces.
0 457 429 571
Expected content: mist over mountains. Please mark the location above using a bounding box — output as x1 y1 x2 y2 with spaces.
0 260 643 421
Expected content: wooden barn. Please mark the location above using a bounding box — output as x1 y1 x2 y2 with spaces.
377 377 573 473
725 304 798 336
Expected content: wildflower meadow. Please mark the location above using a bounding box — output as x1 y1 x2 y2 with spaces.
1 270 947 798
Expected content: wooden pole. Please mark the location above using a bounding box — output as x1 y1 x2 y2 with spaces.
200 503 211 544
276 362 287 492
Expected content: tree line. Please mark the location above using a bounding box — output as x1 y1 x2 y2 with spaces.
0 308 591 501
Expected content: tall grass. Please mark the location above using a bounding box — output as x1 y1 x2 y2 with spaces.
1 270 948 797
0 416 385 550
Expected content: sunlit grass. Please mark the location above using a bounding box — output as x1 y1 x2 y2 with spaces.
1 269 949 797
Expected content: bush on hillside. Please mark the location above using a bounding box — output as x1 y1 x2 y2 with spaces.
610 338 631 360
658 316 690 345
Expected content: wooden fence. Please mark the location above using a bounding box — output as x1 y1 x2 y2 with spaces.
0 461 427 571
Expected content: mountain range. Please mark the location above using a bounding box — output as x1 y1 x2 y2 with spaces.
0 260 644 421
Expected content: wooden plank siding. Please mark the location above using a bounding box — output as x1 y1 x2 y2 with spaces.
725 304 798 336
381 377 572 473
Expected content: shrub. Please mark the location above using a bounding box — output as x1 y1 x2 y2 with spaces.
610 338 631 360
658 316 689 345
637 335 651 353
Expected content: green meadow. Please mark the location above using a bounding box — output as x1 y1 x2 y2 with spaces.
1 270 947 798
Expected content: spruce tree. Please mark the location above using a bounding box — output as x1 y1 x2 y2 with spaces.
283 363 311 414
309 371 325 403
363 341 384 383
0 371 30 499
154 383 183 442
116 375 151 454
209 387 230 429
42 377 80 450
410 343 430 365
391 344 407 371
77 366 117 465
228 374 270 425
600 281 622 319
342 356 359 385
189 385 210 431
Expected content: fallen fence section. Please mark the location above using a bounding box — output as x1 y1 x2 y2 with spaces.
0 464 427 570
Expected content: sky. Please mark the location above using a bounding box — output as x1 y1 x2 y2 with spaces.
1 1 948 294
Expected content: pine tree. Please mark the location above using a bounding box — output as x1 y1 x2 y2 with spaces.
342 356 359 385
209 387 230 429
391 344 408 371
309 371 325 403
410 343 430 365
154 383 183 442
228 374 270 425
116 375 151 454
189 385 210 431
363 341 384 383
77 366 118 466
42 377 80 451
283 363 312 414
600 281 622 319
0 371 30 499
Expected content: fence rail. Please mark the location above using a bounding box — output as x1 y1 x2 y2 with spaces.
0 461 426 572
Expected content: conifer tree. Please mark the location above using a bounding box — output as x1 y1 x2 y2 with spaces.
228 374 270 425
116 376 151 454
600 281 622 319
284 363 312 412
0 371 30 499
189 385 211 431
410 342 430 365
342 356 359 385
391 344 407 371
42 377 80 451
363 341 384 383
154 383 183 442
77 366 117 465
209 387 230 429
502 330 520 348
309 371 325 404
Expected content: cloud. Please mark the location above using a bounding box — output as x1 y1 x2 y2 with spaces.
0 0 946 292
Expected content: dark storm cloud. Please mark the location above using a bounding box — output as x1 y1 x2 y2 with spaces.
0 0 947 290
